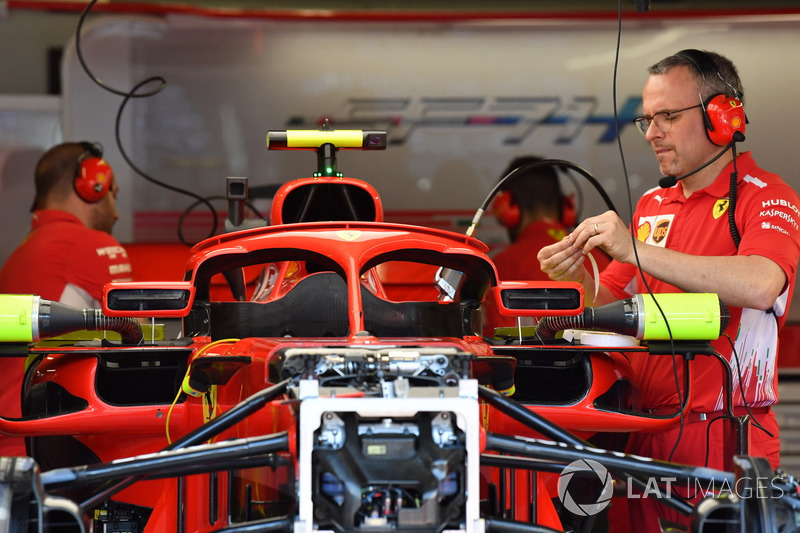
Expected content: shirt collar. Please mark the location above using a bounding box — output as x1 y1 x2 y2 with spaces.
32 209 84 230
702 151 755 198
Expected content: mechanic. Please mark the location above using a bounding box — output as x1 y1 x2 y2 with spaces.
0 141 133 456
482 155 608 337
537 49 800 530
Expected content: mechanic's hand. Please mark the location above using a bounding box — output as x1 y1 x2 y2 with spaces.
537 235 589 284
569 210 634 264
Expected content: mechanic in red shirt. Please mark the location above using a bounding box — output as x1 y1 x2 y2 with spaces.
0 141 133 456
482 156 572 337
482 156 609 337
538 50 800 531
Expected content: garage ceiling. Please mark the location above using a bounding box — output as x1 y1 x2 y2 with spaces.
7 0 800 18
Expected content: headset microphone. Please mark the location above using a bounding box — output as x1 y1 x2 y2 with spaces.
658 131 745 188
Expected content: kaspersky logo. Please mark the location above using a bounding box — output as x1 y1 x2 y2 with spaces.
557 459 615 516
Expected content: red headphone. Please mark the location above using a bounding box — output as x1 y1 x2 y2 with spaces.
491 190 521 229
491 189 576 230
74 142 113 203
678 49 746 146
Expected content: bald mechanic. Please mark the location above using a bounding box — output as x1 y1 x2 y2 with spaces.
0 141 133 456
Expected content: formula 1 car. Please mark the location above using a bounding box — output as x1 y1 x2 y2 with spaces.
0 128 798 533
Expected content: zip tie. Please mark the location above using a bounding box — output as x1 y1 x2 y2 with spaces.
587 252 601 302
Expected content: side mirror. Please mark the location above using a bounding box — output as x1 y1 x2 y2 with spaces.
102 282 195 317
493 281 584 317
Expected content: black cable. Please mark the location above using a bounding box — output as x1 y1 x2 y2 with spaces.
612 0 685 461
728 145 742 249
559 169 585 227
657 353 692 463
703 415 727 469
650 412 724 500
698 340 774 473
75 0 220 245
112 79 220 246
177 195 267 245
75 1 165 99
465 158 616 240
481 159 616 217
723 334 773 437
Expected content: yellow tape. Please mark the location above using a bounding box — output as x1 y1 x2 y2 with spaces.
0 294 35 343
286 130 364 148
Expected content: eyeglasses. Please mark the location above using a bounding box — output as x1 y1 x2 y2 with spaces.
632 104 703 136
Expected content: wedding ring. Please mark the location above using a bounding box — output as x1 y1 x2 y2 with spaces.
593 223 599 235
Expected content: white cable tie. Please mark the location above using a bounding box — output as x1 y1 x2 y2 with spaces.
587 252 600 302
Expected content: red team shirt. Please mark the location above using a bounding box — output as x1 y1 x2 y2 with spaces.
606 151 800 533
0 210 132 306
601 152 800 417
0 209 133 456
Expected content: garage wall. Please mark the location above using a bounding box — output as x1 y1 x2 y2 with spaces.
57 14 798 227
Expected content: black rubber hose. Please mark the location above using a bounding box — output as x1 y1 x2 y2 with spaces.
39 299 143 345
535 314 585 340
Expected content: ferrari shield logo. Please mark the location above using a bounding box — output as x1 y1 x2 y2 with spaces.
337 230 361 241
713 199 729 220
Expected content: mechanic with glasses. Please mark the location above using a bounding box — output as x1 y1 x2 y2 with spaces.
632 103 703 135
538 50 800 532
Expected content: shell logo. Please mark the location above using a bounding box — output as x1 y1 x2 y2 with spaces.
636 221 651 242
